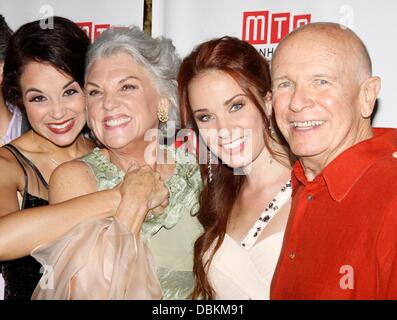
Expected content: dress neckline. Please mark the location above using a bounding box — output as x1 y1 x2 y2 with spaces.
225 230 285 251
91 146 179 186
86 145 201 237
240 180 292 249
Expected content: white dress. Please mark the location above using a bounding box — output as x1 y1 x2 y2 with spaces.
206 181 291 300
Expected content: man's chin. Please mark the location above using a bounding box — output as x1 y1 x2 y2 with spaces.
292 146 325 159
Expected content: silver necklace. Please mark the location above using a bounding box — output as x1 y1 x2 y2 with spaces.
48 134 90 167
49 157 61 166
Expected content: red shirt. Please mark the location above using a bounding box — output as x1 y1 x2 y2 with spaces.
271 128 397 300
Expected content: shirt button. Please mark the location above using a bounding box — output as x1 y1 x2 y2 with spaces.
289 251 296 259
307 194 314 201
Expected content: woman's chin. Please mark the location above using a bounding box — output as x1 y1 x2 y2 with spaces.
223 157 252 171
46 135 79 147
101 137 132 150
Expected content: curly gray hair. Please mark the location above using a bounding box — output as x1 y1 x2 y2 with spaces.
86 26 181 131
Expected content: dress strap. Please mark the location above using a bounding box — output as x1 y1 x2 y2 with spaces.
3 144 29 208
240 180 292 249
3 144 49 189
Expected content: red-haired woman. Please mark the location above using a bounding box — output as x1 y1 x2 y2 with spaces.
178 36 293 299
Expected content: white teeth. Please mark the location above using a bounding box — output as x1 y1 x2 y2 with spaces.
105 117 131 127
223 137 246 150
48 119 73 129
293 120 325 128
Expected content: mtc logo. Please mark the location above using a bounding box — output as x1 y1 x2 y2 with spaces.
77 22 111 42
242 11 311 44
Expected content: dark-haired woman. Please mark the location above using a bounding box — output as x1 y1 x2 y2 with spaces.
178 37 293 299
0 16 96 300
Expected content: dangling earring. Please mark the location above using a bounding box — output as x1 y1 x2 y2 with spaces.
269 116 276 138
157 99 169 123
268 115 276 164
207 150 213 183
157 109 169 122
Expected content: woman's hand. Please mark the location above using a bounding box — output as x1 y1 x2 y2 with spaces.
116 163 169 234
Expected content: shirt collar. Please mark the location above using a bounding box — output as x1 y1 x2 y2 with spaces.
3 102 23 145
292 128 397 202
6 101 16 113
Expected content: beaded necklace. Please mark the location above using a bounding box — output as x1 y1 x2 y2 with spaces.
240 180 292 249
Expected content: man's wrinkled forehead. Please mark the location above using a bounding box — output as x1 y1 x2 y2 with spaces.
273 28 344 62
272 36 344 78
271 23 371 79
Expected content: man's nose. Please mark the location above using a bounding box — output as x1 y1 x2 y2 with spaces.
289 84 315 112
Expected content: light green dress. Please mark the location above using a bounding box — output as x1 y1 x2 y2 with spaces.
32 145 203 300
78 145 203 300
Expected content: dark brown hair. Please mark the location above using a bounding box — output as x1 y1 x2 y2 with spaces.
178 36 286 299
0 15 13 61
2 16 89 112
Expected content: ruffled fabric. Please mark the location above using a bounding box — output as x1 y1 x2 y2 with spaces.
31 144 203 300
31 218 162 300
80 146 202 238
142 145 202 237
80 148 123 191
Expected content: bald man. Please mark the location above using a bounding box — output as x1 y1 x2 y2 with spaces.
270 22 397 299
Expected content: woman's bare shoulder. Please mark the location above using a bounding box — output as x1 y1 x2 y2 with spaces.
50 159 96 185
0 144 26 188
49 159 98 203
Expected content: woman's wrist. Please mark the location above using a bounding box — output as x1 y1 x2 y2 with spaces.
116 198 147 233
97 188 122 217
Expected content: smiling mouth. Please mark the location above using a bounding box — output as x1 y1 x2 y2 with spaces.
47 118 75 130
221 136 247 152
104 117 132 128
292 120 325 129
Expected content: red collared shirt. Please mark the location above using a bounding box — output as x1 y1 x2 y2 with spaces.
271 128 397 300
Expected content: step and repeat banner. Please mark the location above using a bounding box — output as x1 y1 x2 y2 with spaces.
0 0 144 300
0 0 144 41
152 0 397 128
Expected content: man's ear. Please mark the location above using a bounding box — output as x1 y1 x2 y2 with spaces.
360 76 381 118
264 91 272 116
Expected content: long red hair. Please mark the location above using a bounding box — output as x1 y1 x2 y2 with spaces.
178 37 284 299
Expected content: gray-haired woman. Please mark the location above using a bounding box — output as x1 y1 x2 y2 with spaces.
31 26 203 300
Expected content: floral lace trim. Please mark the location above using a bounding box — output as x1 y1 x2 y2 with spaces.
80 146 202 237
143 145 202 236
